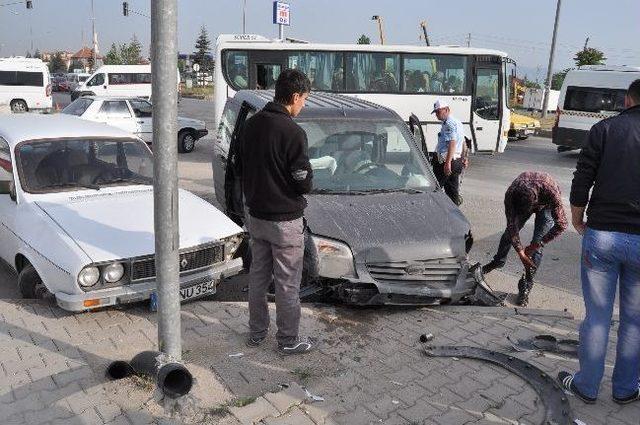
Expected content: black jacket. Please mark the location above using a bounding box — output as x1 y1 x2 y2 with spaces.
570 105 640 234
237 102 313 221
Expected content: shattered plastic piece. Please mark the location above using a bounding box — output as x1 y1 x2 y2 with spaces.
391 400 400 405
390 381 404 386
304 388 325 402
419 333 434 343
468 263 506 306
508 334 579 357
574 420 586 425
228 352 244 358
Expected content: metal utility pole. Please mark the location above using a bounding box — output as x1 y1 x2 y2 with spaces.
583 36 589 50
419 21 430 46
371 15 385 45
466 33 471 47
91 0 97 70
542 0 562 118
242 0 247 34
151 0 181 360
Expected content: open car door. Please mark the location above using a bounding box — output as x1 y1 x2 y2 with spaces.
408 114 430 162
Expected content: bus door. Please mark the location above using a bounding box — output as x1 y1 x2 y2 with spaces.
472 58 503 152
249 51 285 90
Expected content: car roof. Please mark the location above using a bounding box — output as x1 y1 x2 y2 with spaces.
82 96 149 102
0 114 138 146
232 90 403 121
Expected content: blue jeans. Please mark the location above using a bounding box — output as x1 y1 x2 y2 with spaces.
493 208 554 272
573 228 640 399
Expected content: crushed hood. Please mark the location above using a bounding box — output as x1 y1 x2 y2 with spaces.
35 187 241 263
304 191 470 263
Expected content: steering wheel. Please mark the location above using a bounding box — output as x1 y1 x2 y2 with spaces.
355 162 386 174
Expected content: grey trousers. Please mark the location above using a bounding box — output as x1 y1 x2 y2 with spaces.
246 215 304 345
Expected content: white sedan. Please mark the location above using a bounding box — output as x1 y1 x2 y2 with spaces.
61 96 208 153
0 114 243 312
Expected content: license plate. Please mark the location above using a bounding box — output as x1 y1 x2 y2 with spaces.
179 280 216 302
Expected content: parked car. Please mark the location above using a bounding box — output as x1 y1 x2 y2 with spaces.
65 72 91 92
508 112 540 140
553 65 640 151
213 90 486 306
0 57 52 112
0 114 244 312
61 96 208 153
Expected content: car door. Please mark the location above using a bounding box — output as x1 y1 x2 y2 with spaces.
212 100 241 206
0 137 17 264
408 114 429 160
223 102 256 225
95 100 137 135
128 99 154 143
472 66 502 152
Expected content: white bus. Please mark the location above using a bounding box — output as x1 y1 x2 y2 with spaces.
0 57 52 112
214 34 511 154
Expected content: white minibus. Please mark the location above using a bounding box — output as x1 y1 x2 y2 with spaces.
0 57 52 112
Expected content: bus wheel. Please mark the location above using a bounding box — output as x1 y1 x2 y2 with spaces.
10 100 28 113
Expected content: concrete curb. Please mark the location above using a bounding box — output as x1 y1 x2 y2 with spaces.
424 305 574 319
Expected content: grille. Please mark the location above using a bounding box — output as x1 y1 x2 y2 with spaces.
131 244 224 281
366 257 461 289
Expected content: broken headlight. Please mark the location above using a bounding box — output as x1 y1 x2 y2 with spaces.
310 235 357 279
223 234 244 261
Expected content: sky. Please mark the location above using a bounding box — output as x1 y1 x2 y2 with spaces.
1 0 639 81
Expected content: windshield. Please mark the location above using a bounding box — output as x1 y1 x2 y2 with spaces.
16 138 153 193
297 119 435 193
61 98 93 116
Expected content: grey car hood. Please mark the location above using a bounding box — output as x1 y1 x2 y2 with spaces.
304 191 470 264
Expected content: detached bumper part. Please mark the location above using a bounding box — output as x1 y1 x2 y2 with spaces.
195 129 209 139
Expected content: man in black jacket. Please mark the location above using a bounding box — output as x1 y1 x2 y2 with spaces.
558 79 640 404
239 69 314 355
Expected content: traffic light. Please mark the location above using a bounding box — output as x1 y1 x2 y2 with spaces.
122 1 129 16
25 0 32 9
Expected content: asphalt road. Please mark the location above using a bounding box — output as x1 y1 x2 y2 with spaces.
1 96 589 316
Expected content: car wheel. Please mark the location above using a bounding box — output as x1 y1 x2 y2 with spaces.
178 131 196 153
18 264 50 299
10 100 28 113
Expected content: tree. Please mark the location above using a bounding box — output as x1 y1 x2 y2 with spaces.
357 34 371 45
25 51 32 58
193 25 212 72
104 43 122 65
121 35 143 65
48 52 67 73
551 68 572 90
522 76 541 89
33 49 41 59
68 60 85 73
574 47 606 67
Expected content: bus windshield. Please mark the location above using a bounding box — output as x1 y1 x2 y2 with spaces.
298 119 435 193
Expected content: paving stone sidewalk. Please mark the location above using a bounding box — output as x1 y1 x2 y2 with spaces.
0 298 636 425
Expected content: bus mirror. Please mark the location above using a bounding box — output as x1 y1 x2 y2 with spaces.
0 180 16 201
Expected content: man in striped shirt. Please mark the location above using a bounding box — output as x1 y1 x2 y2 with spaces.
482 171 568 306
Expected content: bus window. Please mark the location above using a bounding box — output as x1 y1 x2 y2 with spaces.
225 51 249 90
256 63 281 90
287 52 344 91
402 54 467 94
345 53 400 93
474 68 500 120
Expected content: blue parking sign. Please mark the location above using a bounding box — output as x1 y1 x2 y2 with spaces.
273 1 290 26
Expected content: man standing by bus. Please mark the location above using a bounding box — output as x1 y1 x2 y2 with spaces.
238 69 314 355
432 99 465 205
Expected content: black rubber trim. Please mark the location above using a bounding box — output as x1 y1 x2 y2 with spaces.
423 345 575 425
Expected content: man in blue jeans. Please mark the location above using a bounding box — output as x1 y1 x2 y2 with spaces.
559 79 640 404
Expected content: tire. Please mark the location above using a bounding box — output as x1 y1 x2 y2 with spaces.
178 131 196 153
18 264 50 299
10 100 28 113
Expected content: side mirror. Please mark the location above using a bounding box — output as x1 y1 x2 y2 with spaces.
0 180 16 201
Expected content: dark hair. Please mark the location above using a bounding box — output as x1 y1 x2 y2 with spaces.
274 68 311 104
628 79 640 104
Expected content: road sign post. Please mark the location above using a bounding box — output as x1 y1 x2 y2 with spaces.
273 1 290 40
151 0 181 359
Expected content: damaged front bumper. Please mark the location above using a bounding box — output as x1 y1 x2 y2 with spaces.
318 260 501 306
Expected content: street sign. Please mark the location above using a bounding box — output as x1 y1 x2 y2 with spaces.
192 63 200 72
273 1 290 26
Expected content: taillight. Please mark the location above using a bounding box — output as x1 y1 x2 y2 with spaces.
553 107 560 128
46 83 52 97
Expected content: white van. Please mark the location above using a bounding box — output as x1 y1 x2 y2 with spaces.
553 65 640 151
65 72 91 92
0 57 52 112
71 64 180 101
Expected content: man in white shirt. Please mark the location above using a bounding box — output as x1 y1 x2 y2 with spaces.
432 99 466 205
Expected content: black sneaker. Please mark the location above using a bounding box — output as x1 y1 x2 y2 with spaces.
481 260 503 275
278 338 314 355
557 371 597 404
246 335 266 347
516 275 534 307
613 386 640 405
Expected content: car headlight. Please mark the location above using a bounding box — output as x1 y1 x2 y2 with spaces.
310 235 357 279
223 234 244 261
103 262 125 283
78 266 100 287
